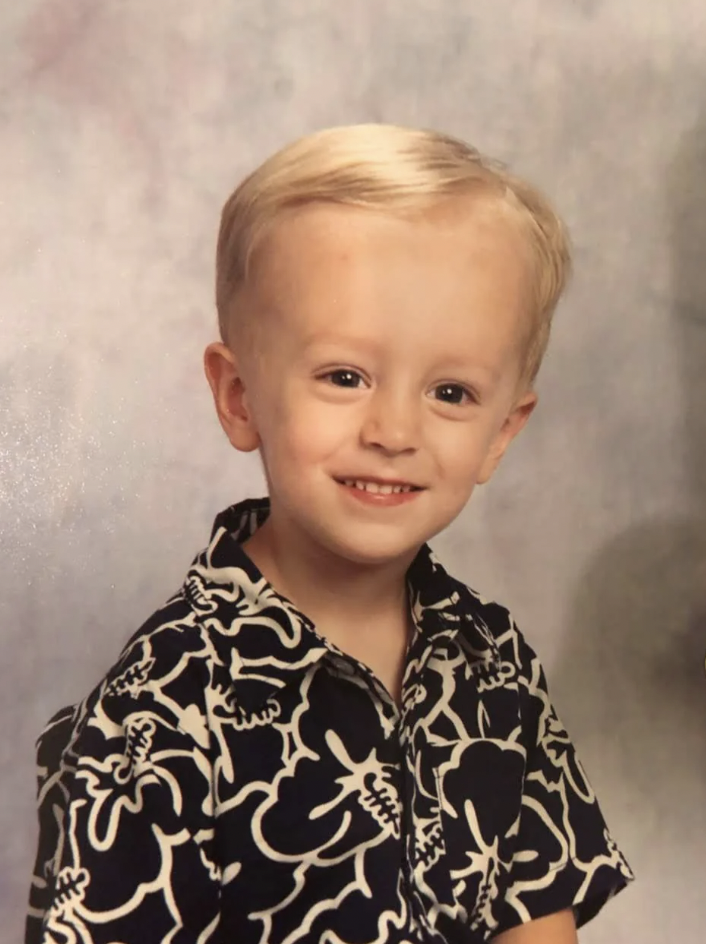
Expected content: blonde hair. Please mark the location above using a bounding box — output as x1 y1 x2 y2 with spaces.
215 123 571 386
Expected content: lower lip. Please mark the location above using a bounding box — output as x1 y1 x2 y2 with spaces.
336 481 424 507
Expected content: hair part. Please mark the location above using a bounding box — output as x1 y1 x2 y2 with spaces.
215 124 572 387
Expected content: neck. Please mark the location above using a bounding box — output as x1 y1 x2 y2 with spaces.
240 506 418 630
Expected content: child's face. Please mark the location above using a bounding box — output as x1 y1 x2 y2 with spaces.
214 199 537 565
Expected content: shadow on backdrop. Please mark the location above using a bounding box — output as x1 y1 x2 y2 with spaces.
551 111 706 875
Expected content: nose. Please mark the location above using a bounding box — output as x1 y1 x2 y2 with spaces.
360 383 422 454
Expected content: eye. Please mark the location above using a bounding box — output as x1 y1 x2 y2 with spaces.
434 383 476 406
318 371 477 404
320 369 366 388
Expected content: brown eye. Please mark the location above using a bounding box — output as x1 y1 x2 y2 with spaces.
323 369 364 388
435 383 474 405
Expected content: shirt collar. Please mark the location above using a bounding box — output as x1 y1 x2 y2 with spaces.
184 497 500 710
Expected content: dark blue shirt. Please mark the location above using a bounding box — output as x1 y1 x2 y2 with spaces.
27 497 633 943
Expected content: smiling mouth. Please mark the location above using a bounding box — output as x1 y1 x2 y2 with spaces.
334 478 424 494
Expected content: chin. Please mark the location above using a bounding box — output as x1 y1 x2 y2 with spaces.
316 529 426 567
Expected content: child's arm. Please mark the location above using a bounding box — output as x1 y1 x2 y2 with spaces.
493 908 578 943
486 623 633 937
27 640 221 944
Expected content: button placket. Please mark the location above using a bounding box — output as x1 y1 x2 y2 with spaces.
402 636 468 941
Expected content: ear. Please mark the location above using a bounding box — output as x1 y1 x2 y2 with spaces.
203 342 261 453
476 390 538 485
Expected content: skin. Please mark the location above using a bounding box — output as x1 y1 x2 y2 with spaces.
205 198 536 669
493 910 578 943
205 198 578 942
205 199 536 618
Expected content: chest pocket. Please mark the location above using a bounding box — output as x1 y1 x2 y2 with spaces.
217 673 409 942
403 653 526 938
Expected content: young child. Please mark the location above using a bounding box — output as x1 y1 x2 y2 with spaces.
27 124 633 944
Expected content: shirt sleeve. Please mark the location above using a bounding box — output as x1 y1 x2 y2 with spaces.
491 628 634 935
26 648 221 944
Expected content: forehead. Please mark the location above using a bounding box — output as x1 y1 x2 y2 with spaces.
248 200 532 349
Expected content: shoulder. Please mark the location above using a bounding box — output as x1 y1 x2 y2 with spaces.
29 576 226 940
443 571 542 690
31 568 222 853
37 566 217 761
443 578 576 768
103 584 211 710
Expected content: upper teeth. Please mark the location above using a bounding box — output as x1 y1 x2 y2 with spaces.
342 480 414 494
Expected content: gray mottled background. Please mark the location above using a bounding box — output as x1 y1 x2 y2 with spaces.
2 1 705 941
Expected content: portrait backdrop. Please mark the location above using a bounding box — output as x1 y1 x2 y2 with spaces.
1 1 705 941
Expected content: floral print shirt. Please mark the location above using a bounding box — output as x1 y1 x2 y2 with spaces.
27 497 633 943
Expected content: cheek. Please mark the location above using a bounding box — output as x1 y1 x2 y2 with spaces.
431 422 500 477
267 401 349 465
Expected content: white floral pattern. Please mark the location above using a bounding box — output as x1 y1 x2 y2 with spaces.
27 497 634 944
